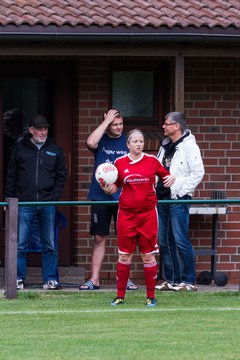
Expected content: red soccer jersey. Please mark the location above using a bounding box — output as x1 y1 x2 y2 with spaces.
114 153 170 213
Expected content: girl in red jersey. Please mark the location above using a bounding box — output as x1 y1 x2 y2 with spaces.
102 129 175 307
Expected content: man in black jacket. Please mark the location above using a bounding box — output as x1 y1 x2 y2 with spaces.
5 114 67 290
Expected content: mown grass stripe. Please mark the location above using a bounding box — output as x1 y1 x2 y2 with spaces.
0 307 240 315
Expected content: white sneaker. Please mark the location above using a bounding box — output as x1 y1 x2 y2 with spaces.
155 281 176 291
16 279 24 290
43 280 60 290
172 282 198 291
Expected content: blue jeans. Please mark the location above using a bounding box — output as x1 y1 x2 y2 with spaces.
17 206 58 283
157 196 196 284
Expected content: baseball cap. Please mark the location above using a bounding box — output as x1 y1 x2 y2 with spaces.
29 115 50 128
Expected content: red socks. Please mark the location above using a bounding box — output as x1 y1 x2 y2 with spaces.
144 261 157 298
116 260 157 299
116 261 130 298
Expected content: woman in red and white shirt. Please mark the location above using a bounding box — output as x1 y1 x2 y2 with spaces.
103 129 175 307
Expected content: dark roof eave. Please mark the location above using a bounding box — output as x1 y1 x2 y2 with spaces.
0 24 240 43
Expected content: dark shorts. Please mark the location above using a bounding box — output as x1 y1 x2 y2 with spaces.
90 205 118 236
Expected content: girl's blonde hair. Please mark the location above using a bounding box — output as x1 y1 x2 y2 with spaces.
127 128 144 143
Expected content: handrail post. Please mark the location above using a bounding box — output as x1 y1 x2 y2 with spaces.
5 197 18 299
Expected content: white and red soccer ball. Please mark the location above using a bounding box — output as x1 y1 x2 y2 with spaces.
95 162 118 186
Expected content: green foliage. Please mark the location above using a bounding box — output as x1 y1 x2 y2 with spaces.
0 290 239 360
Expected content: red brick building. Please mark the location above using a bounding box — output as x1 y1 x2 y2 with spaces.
0 1 239 285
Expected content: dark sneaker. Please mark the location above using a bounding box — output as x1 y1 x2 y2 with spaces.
146 297 157 307
111 297 125 306
172 282 198 291
43 280 60 290
155 281 176 291
16 279 24 290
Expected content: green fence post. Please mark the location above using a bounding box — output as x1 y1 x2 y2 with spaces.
5 198 18 299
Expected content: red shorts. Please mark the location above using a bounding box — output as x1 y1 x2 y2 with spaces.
117 207 159 255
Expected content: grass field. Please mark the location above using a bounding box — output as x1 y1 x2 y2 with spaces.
0 289 239 360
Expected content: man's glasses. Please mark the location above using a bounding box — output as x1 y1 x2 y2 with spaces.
163 122 177 126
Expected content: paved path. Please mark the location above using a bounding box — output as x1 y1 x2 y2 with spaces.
1 283 239 293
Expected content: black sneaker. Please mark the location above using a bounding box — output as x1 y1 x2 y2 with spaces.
146 298 157 307
111 297 125 306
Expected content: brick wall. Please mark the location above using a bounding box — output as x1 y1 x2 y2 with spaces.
73 59 118 284
185 57 240 284
73 57 240 285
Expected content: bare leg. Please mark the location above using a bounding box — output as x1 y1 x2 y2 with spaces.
89 234 106 287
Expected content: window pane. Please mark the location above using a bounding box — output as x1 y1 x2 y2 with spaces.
112 71 154 117
3 77 53 130
3 77 54 187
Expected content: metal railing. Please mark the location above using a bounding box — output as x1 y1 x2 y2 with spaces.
2 197 240 299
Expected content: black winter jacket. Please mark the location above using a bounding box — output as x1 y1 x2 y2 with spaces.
5 134 67 201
